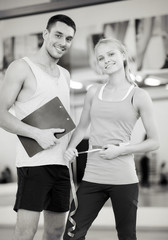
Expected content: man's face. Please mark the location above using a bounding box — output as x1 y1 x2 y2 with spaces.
44 21 75 60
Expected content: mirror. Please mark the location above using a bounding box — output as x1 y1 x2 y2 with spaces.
0 0 168 211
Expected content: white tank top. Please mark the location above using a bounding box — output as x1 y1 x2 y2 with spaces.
83 84 139 185
13 57 70 167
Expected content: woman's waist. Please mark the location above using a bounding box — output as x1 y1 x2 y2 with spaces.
84 156 137 184
89 139 130 150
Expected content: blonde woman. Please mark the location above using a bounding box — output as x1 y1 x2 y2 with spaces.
63 38 159 240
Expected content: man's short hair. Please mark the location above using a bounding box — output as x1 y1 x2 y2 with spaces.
46 14 76 33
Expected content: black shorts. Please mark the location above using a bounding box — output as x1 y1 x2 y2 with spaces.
14 165 70 212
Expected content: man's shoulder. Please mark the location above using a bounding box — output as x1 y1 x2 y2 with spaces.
58 65 70 76
57 65 70 85
7 58 29 72
4 58 31 83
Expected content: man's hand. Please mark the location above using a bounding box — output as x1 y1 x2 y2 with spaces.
34 128 65 149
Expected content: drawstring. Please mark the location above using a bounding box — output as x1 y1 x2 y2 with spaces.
67 157 78 237
67 147 102 237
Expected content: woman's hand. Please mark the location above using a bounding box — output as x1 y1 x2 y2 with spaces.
99 144 123 160
64 148 78 164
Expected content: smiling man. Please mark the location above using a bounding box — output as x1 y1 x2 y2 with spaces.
0 14 76 240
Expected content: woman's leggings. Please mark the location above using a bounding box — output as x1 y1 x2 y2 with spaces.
63 181 139 240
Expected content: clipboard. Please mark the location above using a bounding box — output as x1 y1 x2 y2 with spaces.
18 97 76 157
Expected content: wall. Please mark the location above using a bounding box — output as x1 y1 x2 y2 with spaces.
1 0 168 37
0 0 168 179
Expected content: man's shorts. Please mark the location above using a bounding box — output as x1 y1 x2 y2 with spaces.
14 165 70 212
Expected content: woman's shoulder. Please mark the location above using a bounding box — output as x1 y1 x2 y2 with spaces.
133 86 152 106
84 83 104 104
87 83 104 96
133 86 150 98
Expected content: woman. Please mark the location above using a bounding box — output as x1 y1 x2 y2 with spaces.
63 38 159 240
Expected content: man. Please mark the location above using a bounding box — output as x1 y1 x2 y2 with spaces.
0 14 76 240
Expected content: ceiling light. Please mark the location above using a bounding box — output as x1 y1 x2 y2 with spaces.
135 74 143 82
144 77 161 86
130 73 136 81
70 80 83 90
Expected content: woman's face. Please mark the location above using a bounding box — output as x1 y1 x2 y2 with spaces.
96 42 125 75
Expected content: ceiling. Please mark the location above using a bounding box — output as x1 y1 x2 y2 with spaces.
0 0 123 20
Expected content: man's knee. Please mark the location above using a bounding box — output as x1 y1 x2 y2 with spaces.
14 224 38 240
44 225 64 240
14 209 40 240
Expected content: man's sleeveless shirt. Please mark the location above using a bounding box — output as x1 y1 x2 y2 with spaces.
83 84 140 185
13 57 70 167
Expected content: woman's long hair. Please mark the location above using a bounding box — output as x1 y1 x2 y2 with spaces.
95 38 137 86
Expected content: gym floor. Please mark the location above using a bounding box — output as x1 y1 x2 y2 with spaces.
0 183 168 240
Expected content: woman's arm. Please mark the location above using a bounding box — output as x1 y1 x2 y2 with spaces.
124 88 159 153
65 85 98 161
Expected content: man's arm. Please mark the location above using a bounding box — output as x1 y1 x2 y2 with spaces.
0 60 64 149
0 60 33 135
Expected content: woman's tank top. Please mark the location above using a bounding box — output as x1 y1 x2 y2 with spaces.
13 57 70 167
83 84 140 184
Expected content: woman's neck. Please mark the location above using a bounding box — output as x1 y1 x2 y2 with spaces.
107 70 129 89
